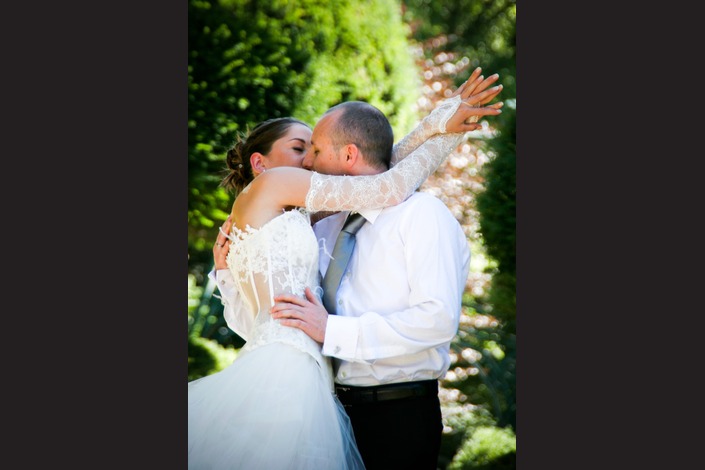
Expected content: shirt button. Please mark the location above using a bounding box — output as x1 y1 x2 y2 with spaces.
338 299 343 305
334 346 341 353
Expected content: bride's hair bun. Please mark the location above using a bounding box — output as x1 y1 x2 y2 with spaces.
221 140 251 193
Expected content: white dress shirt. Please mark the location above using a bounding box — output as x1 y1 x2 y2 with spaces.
314 191 471 386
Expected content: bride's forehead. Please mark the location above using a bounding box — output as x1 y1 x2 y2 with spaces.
279 124 312 143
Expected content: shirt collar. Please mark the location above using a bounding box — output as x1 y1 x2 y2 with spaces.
355 207 383 224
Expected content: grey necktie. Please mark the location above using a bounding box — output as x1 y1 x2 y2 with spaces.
321 213 366 315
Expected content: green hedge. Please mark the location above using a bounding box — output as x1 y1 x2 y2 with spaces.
188 335 240 382
448 425 516 470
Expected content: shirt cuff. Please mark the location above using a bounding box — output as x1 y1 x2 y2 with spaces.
322 315 359 360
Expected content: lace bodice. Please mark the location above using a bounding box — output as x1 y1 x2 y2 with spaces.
224 209 329 383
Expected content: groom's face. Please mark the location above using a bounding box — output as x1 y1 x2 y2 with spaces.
303 110 348 176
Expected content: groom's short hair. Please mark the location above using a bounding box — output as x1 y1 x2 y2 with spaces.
325 101 394 171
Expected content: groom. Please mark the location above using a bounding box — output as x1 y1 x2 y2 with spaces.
271 83 502 470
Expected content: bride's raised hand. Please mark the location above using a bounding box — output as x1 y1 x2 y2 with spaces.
449 68 501 105
431 67 503 134
443 91 503 134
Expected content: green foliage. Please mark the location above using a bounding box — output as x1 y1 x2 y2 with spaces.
188 274 243 379
188 273 204 317
438 404 497 469
445 307 516 430
403 0 516 435
402 0 516 102
485 270 515 335
188 273 246 348
292 0 421 133
188 273 209 336
188 335 240 382
189 0 323 257
476 109 516 333
188 0 421 273
448 425 516 470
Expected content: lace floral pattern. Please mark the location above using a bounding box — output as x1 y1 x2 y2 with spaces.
390 95 461 166
225 209 331 386
305 96 464 212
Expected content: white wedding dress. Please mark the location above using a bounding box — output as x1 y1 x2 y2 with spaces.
188 209 361 469
188 96 466 469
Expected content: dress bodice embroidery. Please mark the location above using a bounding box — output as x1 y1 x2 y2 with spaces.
225 209 331 387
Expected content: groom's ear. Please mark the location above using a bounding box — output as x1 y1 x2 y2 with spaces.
343 143 359 169
250 152 266 174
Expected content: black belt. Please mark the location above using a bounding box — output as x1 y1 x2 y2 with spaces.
335 380 438 405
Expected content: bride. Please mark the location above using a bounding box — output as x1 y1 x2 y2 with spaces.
188 70 503 469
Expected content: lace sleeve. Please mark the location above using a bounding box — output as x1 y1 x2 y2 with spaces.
305 97 463 212
391 95 462 167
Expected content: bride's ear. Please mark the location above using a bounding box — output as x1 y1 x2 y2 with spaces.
250 152 266 175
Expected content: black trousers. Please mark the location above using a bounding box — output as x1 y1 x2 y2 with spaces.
336 380 443 470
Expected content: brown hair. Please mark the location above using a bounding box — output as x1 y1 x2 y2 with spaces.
220 117 311 193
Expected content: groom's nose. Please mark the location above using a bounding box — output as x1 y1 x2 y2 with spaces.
302 149 314 170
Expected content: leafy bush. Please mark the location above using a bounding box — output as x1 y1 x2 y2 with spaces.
444 306 516 431
438 403 496 469
188 335 240 382
448 425 516 470
475 110 516 265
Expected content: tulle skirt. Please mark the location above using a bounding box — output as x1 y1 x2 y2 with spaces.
188 341 365 469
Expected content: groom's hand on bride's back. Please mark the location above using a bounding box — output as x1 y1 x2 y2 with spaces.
271 287 328 343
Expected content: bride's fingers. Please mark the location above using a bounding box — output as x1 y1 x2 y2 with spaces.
462 102 504 116
477 86 503 106
445 103 502 133
448 67 482 98
467 85 503 106
457 122 482 132
461 74 485 98
465 73 499 100
216 216 233 248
